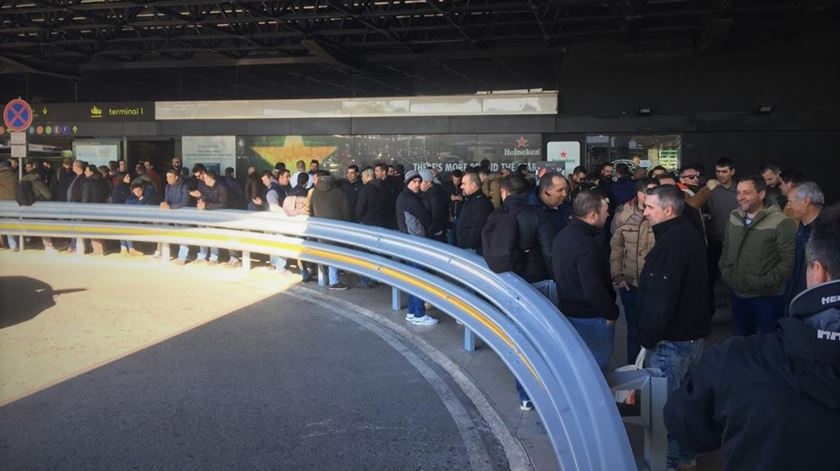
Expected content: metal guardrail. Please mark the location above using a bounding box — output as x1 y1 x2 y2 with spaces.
0 201 636 470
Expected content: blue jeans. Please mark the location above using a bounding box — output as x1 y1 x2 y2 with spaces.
120 240 134 250
619 286 641 364
270 255 287 270
567 317 615 372
176 245 189 261
730 294 784 336
407 294 426 317
197 246 218 261
5 235 18 250
327 266 339 285
531 279 558 306
644 339 704 469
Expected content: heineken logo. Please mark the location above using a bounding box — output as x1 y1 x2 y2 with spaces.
504 135 540 157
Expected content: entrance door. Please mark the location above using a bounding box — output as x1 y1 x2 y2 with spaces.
127 139 175 175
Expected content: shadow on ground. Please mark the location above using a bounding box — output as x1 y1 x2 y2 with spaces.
0 276 85 328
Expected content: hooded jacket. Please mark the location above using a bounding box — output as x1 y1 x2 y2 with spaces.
22 172 51 201
396 186 432 238
664 279 840 470
422 182 450 242
309 175 350 221
81 173 108 203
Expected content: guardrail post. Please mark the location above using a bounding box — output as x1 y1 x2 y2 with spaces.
161 244 171 264
76 237 84 257
391 287 403 311
463 329 475 352
18 235 24 251
645 376 669 471
317 264 326 287
242 250 251 272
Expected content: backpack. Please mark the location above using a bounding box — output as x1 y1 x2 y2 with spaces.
481 205 525 273
15 179 36 206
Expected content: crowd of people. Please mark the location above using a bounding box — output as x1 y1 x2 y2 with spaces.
1 154 838 469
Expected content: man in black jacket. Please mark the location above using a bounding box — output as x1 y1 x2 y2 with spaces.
396 170 438 327
636 184 710 470
552 188 617 371
455 171 492 254
664 204 840 471
355 167 391 228
420 168 449 243
340 165 363 222
310 170 352 290
194 170 228 264
482 173 555 411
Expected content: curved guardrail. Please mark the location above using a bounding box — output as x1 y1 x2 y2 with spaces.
0 201 635 470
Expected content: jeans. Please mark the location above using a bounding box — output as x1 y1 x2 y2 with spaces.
5 235 18 250
407 294 427 317
357 275 376 287
567 317 615 372
327 266 339 286
515 380 529 402
270 255 287 270
120 240 134 250
176 245 189 261
531 279 558 306
619 286 641 364
730 294 785 336
197 246 218 261
644 339 704 469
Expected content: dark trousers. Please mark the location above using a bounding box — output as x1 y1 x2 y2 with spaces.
619 286 640 364
707 239 723 315
730 294 785 336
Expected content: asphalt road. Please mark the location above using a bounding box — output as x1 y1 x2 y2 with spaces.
0 264 509 470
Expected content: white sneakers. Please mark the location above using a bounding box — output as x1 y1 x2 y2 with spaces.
408 314 439 326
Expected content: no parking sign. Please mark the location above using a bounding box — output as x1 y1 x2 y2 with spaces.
3 98 33 132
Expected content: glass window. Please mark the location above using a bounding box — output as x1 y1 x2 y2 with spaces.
586 134 681 173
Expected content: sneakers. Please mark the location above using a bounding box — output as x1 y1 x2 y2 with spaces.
405 312 418 321
152 251 162 259
520 400 534 411
173 259 187 266
328 282 349 291
410 315 439 326
128 248 143 257
120 247 129 256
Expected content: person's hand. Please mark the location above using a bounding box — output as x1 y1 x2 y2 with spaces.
197 200 206 210
253 197 262 205
606 320 617 326
159 202 170 209
189 190 201 198
706 179 720 190
618 280 630 291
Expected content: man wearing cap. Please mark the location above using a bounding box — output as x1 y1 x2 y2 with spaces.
396 169 438 326
664 203 840 470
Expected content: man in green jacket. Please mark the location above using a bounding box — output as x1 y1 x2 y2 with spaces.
720 175 796 335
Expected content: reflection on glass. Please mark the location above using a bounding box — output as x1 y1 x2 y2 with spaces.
586 134 681 173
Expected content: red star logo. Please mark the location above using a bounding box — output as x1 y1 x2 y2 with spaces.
516 136 527 148
560 151 568 158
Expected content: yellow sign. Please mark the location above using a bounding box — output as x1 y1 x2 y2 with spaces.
252 136 337 167
90 106 102 119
